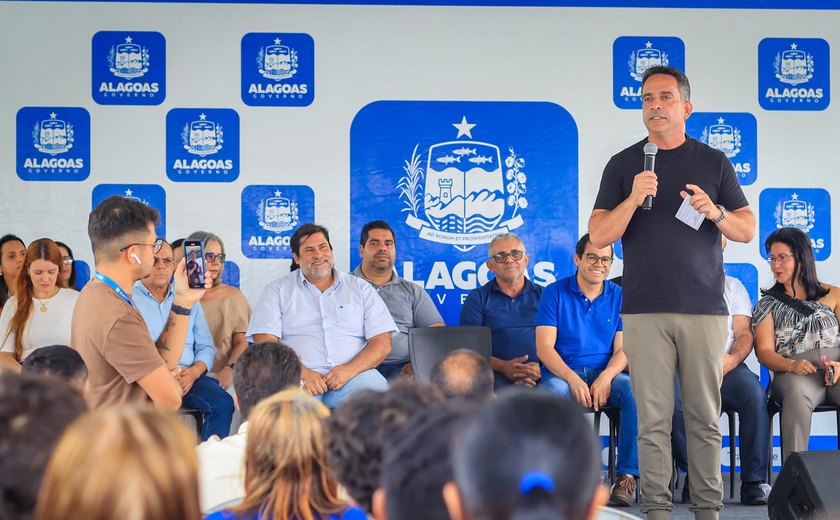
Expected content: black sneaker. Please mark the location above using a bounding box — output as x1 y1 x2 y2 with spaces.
681 474 690 504
740 481 768 506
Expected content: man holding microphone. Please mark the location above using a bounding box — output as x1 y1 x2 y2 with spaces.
589 66 755 519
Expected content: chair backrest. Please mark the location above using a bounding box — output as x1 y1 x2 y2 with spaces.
408 326 491 383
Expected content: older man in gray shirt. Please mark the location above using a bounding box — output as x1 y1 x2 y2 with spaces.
352 220 444 380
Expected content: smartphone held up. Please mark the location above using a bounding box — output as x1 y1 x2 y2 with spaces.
183 240 206 289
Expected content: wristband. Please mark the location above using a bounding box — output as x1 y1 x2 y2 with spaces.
788 360 794 373
170 304 192 316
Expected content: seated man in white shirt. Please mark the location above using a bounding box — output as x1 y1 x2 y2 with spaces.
196 341 302 513
247 223 396 407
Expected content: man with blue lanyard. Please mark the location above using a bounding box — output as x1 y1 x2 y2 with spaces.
536 233 638 507
134 240 234 440
72 196 209 410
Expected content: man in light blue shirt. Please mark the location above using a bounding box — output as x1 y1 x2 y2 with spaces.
247 223 397 408
134 240 234 440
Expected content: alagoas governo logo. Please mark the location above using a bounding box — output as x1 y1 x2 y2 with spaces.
92 31 165 105
16 107 90 181
759 38 829 111
241 33 314 107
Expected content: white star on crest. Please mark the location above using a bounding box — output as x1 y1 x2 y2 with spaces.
791 193 799 200
199 113 207 121
274 190 282 197
274 38 282 44
717 117 726 124
125 36 133 43
452 116 476 139
791 43 798 50
645 41 653 48
125 189 134 197
49 112 57 119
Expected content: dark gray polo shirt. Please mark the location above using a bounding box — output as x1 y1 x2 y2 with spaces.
352 265 444 364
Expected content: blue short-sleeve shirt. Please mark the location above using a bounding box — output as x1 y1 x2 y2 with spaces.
459 278 542 362
536 275 622 373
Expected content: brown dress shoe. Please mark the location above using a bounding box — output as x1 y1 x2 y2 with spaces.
609 474 637 507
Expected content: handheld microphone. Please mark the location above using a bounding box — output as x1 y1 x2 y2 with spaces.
642 142 658 211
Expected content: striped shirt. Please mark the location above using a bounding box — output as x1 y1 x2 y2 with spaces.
753 293 840 357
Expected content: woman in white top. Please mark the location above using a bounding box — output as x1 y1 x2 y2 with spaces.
0 239 78 373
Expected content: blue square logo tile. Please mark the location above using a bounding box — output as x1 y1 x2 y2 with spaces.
687 112 758 185
241 185 315 259
759 38 829 111
92 31 166 105
759 188 830 260
241 33 314 107
613 36 685 110
166 108 240 182
16 107 90 181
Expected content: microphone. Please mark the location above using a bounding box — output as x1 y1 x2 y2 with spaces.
642 142 658 210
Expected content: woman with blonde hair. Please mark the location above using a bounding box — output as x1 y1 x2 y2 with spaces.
186 230 252 391
35 404 201 520
207 388 365 520
0 238 78 373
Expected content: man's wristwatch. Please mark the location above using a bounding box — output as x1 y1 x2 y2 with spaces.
225 362 235 370
170 304 192 316
711 204 728 223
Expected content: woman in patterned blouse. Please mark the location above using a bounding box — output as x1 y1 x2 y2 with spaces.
754 227 840 459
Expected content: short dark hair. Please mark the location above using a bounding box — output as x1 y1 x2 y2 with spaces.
289 223 331 257
430 349 494 403
764 227 828 301
21 345 88 383
575 233 614 258
327 381 444 513
0 373 87 520
642 65 691 102
381 399 476 520
359 220 396 246
451 390 602 520
233 342 302 418
87 196 159 261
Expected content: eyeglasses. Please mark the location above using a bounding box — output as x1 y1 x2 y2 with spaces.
61 256 74 266
585 253 614 266
490 250 525 263
120 238 164 255
205 253 226 264
767 253 794 265
154 257 174 267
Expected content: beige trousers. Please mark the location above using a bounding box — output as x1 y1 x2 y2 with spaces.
623 313 727 520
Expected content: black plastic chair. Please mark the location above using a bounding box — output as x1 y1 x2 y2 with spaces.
408 326 492 382
723 408 738 499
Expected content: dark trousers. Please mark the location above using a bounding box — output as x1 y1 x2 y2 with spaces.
672 362 770 482
182 374 235 441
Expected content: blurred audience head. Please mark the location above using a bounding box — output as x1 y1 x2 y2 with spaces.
430 349 494 402
87 195 159 270
327 381 445 513
0 373 86 520
21 345 88 396
230 388 347 520
233 341 302 419
171 238 185 264
187 231 226 287
374 399 476 520
445 390 606 520
35 404 200 520
53 241 76 290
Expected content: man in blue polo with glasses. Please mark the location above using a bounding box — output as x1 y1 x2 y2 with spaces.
536 233 638 508
460 232 542 389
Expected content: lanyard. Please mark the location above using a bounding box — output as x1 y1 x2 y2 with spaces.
94 272 134 308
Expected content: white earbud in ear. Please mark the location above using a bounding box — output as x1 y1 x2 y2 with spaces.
131 253 142 265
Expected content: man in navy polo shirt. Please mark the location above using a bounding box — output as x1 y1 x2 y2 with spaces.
460 233 542 389
536 233 638 507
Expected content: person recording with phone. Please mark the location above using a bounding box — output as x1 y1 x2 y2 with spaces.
754 227 840 460
134 239 234 440
71 196 211 410
589 66 754 519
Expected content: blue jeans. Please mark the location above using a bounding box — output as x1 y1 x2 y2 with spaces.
672 362 769 482
314 369 389 408
181 374 235 441
541 367 639 477
377 362 408 382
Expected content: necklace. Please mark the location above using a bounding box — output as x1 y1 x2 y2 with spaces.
34 287 59 313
